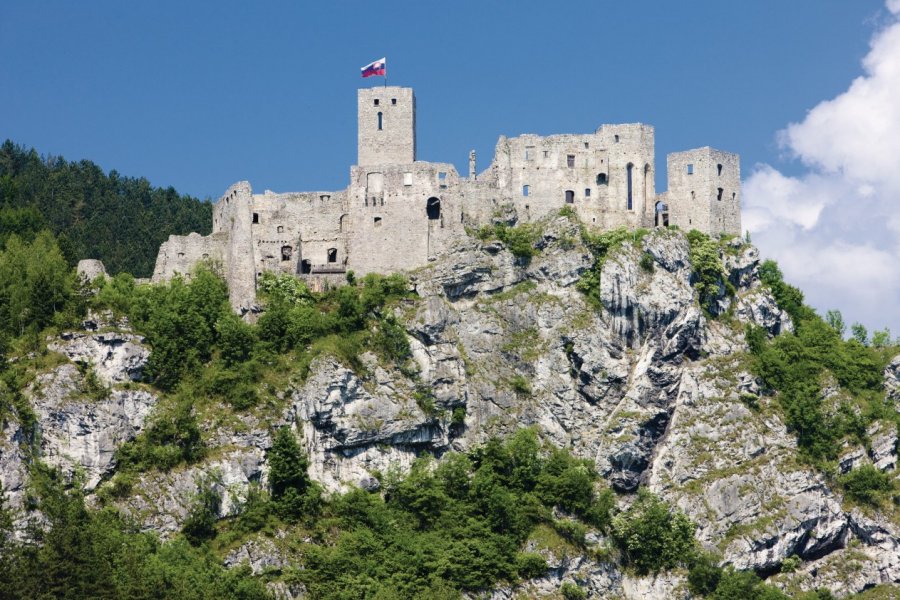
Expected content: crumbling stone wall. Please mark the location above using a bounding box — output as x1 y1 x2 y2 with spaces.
151 85 742 312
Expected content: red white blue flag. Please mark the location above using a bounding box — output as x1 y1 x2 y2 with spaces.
361 57 386 78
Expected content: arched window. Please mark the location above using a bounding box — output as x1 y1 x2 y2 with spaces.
717 187 724 201
643 163 651 205
717 164 723 177
596 173 607 185
427 197 441 220
565 190 575 204
281 246 292 261
377 112 383 130
277 225 284 233
522 185 530 197
374 216 382 227
327 248 337 263
626 163 634 210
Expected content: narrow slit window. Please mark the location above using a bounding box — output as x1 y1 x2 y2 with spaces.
522 185 530 197
567 155 575 168
614 134 620 143
687 164 694 175
717 164 723 176
374 216 382 227
377 112 383 130
717 187 724 201
584 188 591 197
252 213 259 224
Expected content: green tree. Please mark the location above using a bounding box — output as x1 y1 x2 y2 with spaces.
269 427 319 519
825 309 846 337
611 489 696 575
851 322 869 346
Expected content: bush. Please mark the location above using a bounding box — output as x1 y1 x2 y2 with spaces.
840 465 895 506
182 478 221 545
516 552 548 579
116 397 204 471
611 489 696 575
561 581 588 600
269 427 321 520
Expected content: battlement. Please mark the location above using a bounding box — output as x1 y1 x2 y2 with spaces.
154 86 741 312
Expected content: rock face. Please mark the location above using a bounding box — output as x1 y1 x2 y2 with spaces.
5 220 899 598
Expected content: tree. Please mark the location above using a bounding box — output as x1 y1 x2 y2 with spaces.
825 310 846 337
872 328 891 349
611 489 696 574
851 322 869 346
269 427 319 519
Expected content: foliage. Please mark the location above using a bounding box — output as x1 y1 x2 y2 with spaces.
0 140 212 277
560 581 588 600
840 465 895 506
686 230 729 312
116 396 204 471
758 259 815 325
0 231 79 338
576 227 649 305
182 476 222 545
477 223 542 260
2 465 268 599
610 489 695 575
687 552 794 599
268 427 322 520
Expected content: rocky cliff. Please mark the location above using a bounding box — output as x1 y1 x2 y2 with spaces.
1 215 897 598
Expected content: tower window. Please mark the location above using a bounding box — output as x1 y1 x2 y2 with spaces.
391 98 397 105
252 213 259 224
281 246 292 261
717 188 724 201
300 260 311 274
427 197 441 220
374 216 382 227
597 173 607 185
320 194 330 201
277 225 284 233
584 188 591 197
614 134 620 143
687 164 694 175
327 248 337 263
438 172 447 188
404 172 413 186
584 142 589 149
565 190 575 204
377 112 383 130
374 99 379 106
717 164 723 176
543 150 549 158
626 163 634 210
525 146 534 160
567 155 575 168
523 185 530 197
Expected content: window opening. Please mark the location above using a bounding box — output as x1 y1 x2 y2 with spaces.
584 142 589 149
374 99 379 106
320 194 330 201
523 185 530 197
596 173 607 185
252 213 259 224
543 150 549 158
327 248 337 263
584 188 591 197
687 164 694 175
300 260 311 274
614 134 620 143
391 98 397 105
567 155 575 168
626 163 634 210
565 190 575 204
374 216 382 227
525 146 534 160
403 172 413 186
377 112 383 130
277 225 284 233
655 201 670 227
732 192 736 201
426 197 441 220
717 187 724 201
438 172 447 188
717 164 723 176
281 246 292 261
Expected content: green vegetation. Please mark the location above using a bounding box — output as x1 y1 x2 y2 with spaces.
840 465 895 506
611 489 695 575
476 222 543 260
686 230 732 312
576 226 649 305
0 140 212 276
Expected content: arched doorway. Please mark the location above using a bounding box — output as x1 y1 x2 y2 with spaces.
654 201 669 227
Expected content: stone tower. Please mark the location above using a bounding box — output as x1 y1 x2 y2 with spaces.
357 86 416 166
665 147 741 236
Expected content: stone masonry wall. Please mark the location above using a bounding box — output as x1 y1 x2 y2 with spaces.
358 87 415 167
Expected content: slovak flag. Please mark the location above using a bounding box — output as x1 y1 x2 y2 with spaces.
361 57 386 78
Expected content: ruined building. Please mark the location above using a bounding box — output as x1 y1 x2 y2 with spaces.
152 86 742 311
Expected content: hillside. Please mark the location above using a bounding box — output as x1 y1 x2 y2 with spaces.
0 140 212 277
0 211 899 599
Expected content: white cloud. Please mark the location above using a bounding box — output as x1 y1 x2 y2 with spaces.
744 1 900 335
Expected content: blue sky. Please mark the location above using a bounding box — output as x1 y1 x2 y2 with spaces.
2 0 899 333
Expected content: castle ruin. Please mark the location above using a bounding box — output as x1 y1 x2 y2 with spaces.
152 86 742 312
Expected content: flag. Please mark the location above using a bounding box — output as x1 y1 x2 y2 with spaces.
361 58 386 78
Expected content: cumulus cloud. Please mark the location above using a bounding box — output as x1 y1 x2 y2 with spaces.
743 1 900 335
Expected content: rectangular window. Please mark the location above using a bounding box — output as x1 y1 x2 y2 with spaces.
687 164 694 175
391 98 397 105
525 146 534 160
584 142 589 149
567 155 575 168
584 188 591 197
523 185 530 197
438 172 447 188
403 172 413 186
543 150 549 159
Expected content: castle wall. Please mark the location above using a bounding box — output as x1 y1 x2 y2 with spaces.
666 148 741 236
151 85 742 314
346 162 465 274
358 87 415 166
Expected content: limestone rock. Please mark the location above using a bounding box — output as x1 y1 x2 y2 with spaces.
49 330 150 385
886 355 900 404
76 259 107 282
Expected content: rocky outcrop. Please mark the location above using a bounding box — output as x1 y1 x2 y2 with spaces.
49 329 150 385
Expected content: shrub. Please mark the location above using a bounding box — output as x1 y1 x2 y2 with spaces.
561 581 587 600
840 465 894 506
269 427 320 520
182 477 221 545
516 552 548 579
611 489 696 575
